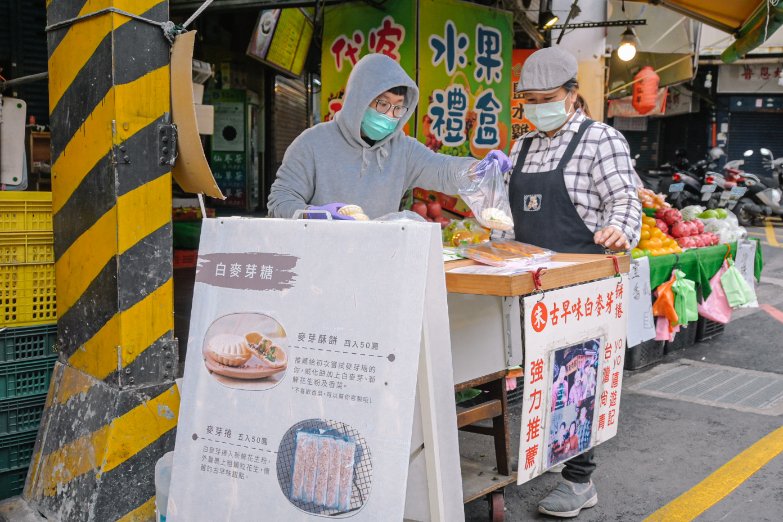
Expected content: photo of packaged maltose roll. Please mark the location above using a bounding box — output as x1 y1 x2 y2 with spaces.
277 420 369 516
337 438 357 511
325 438 344 509
314 437 334 506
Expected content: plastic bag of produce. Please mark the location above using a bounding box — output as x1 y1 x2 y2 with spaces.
458 162 514 231
720 259 757 308
724 212 739 228
442 218 490 247
681 205 705 221
672 270 698 325
697 261 732 324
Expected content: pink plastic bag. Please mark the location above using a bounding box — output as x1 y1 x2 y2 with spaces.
697 261 732 324
655 317 680 342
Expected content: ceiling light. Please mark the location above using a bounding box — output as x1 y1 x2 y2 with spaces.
540 11 559 30
617 26 638 62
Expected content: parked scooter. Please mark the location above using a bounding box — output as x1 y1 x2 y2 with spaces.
731 149 783 226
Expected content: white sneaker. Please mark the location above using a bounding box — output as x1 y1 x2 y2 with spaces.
538 480 598 518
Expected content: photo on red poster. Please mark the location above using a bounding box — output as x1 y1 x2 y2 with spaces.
546 339 600 468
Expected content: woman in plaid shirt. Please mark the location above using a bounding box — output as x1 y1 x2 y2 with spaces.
512 46 641 518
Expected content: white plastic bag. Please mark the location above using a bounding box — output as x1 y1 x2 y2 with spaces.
458 162 514 231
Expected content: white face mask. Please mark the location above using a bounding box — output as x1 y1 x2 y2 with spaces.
525 93 573 132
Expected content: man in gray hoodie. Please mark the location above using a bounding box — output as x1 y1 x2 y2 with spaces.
267 53 510 219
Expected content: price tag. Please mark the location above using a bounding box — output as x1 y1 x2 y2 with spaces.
669 182 685 193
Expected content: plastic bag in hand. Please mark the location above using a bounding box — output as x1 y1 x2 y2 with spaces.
458 161 514 231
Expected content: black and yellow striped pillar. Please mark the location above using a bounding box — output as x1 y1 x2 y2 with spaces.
25 1 180 519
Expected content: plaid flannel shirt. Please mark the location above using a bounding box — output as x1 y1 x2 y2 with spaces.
498 110 641 247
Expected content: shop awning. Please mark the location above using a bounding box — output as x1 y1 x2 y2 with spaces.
628 1 783 62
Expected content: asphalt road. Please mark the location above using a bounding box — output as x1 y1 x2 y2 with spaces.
462 220 783 521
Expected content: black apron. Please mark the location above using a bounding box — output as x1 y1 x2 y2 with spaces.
509 118 604 255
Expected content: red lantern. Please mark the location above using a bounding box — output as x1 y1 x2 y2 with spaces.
632 66 660 115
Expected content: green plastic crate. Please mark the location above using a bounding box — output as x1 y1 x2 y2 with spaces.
0 324 57 362
0 394 46 435
0 430 37 472
0 465 28 500
0 357 57 400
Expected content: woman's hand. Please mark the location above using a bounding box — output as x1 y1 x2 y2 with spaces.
594 226 629 251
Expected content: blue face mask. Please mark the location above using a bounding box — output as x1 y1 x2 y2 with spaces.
525 94 573 132
361 108 399 141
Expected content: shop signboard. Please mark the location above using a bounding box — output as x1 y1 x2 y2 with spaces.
246 8 314 77
517 276 628 484
167 218 462 520
717 63 783 94
417 0 513 158
510 49 536 141
321 1 416 124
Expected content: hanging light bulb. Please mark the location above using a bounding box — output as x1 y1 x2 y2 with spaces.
540 11 559 30
617 26 638 62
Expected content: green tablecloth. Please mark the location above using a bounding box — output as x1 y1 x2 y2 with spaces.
648 239 763 298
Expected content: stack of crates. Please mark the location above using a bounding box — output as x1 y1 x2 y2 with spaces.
0 192 57 499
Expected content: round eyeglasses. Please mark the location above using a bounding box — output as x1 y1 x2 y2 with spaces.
373 98 408 118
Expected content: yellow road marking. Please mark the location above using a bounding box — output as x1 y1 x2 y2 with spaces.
644 425 783 522
765 221 780 248
117 496 156 522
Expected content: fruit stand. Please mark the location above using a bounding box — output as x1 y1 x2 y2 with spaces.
626 189 765 370
444 253 630 520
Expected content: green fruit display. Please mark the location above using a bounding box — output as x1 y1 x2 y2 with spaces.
698 209 719 219
715 208 728 219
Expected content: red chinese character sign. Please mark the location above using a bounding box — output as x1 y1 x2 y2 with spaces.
518 276 629 485
418 0 512 158
321 2 416 123
511 49 536 140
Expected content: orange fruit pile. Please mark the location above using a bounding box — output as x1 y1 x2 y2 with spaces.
636 216 682 257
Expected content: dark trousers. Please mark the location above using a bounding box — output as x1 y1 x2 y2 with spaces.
562 449 595 484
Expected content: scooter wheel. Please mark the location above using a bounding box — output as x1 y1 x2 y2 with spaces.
732 198 755 227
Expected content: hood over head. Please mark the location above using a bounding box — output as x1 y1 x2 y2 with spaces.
335 53 419 149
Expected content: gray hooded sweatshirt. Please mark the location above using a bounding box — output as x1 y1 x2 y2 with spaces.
267 53 475 219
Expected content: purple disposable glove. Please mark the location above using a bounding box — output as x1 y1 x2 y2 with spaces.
305 203 355 220
474 150 512 178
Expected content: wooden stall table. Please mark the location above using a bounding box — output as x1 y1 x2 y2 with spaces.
445 253 631 521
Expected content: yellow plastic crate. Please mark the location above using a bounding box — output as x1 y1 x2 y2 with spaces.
0 193 52 233
0 263 56 327
0 233 54 265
